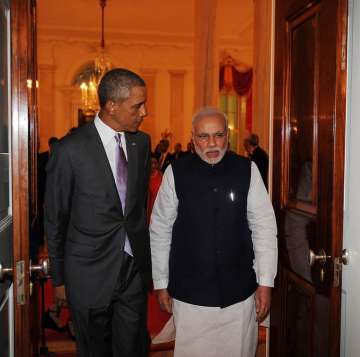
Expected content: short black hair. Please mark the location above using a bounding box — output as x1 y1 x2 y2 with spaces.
247 134 259 147
48 137 58 147
98 68 146 108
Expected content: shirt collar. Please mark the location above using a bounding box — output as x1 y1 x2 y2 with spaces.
94 114 124 147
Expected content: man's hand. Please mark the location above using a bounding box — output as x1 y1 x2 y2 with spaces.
255 285 272 323
155 288 172 313
54 285 67 308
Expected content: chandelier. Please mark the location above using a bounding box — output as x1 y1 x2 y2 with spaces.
80 0 112 112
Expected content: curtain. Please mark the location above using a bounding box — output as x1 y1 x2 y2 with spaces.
219 65 253 97
219 64 253 131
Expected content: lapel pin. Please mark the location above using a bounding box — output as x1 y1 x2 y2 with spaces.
229 191 235 201
131 142 136 146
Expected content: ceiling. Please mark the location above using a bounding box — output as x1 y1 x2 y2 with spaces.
37 0 253 47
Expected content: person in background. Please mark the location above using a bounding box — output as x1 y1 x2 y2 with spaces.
45 68 151 357
244 133 269 190
150 107 277 357
147 154 163 223
172 142 185 160
183 141 194 157
37 137 59 245
155 138 174 173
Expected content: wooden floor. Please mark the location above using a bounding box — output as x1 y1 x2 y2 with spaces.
43 328 266 357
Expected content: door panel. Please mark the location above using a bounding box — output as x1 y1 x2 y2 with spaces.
0 0 38 356
0 1 13 356
271 0 347 356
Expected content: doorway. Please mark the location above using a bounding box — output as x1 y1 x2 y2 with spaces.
270 0 348 356
0 1 41 357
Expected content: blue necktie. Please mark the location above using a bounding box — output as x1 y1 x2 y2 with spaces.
114 133 132 256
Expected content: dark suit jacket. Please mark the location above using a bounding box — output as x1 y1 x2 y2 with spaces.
251 146 269 189
44 122 152 309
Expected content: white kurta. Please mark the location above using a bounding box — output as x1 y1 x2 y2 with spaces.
149 161 277 356
173 294 258 357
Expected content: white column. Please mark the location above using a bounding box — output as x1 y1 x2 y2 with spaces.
194 0 219 110
252 0 274 152
169 70 186 148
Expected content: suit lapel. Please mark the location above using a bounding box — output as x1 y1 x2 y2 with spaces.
85 122 124 215
125 132 139 216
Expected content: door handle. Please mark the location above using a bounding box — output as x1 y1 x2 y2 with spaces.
309 249 331 266
340 249 349 265
30 258 50 277
0 258 50 282
309 249 349 266
309 248 331 266
0 262 13 282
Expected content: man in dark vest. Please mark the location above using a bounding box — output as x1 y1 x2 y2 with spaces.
150 107 277 357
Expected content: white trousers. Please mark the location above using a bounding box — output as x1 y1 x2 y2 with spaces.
172 294 258 357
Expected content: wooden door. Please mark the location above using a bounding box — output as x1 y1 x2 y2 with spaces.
270 0 348 356
0 1 14 355
0 0 39 356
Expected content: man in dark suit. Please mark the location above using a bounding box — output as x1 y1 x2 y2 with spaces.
172 142 185 160
45 68 151 357
37 137 58 242
244 133 269 190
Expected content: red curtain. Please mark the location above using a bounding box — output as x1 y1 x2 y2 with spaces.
219 65 253 131
219 65 252 96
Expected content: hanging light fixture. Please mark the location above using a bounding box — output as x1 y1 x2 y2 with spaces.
94 0 112 84
80 0 112 112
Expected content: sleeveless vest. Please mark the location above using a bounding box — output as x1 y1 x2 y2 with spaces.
168 152 257 308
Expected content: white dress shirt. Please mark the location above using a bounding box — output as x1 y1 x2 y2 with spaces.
94 114 133 256
150 161 277 290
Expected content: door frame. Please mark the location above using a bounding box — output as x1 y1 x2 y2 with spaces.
330 0 348 355
269 0 348 356
11 0 35 356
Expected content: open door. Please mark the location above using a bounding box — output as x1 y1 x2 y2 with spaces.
0 1 42 356
270 0 348 356
0 1 14 355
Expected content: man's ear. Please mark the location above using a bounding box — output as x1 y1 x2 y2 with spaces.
104 100 115 115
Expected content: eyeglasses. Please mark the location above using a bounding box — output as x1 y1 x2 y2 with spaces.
195 132 227 142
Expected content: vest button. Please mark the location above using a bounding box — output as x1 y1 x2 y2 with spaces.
213 187 218 192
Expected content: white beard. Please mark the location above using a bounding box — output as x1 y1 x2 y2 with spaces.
194 143 227 165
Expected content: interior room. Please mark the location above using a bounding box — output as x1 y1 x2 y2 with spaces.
36 0 271 155
3 0 359 357
35 0 272 356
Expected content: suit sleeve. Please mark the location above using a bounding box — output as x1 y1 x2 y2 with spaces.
44 142 74 287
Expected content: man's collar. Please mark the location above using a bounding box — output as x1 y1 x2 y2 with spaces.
94 114 124 146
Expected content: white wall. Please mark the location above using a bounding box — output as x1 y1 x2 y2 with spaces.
341 0 360 355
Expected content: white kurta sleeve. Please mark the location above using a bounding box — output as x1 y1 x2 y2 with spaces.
150 165 179 290
247 162 278 287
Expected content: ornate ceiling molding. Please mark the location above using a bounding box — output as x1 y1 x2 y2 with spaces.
38 24 253 50
38 25 194 48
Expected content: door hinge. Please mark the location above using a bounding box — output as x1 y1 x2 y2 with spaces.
333 257 342 288
16 260 25 305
